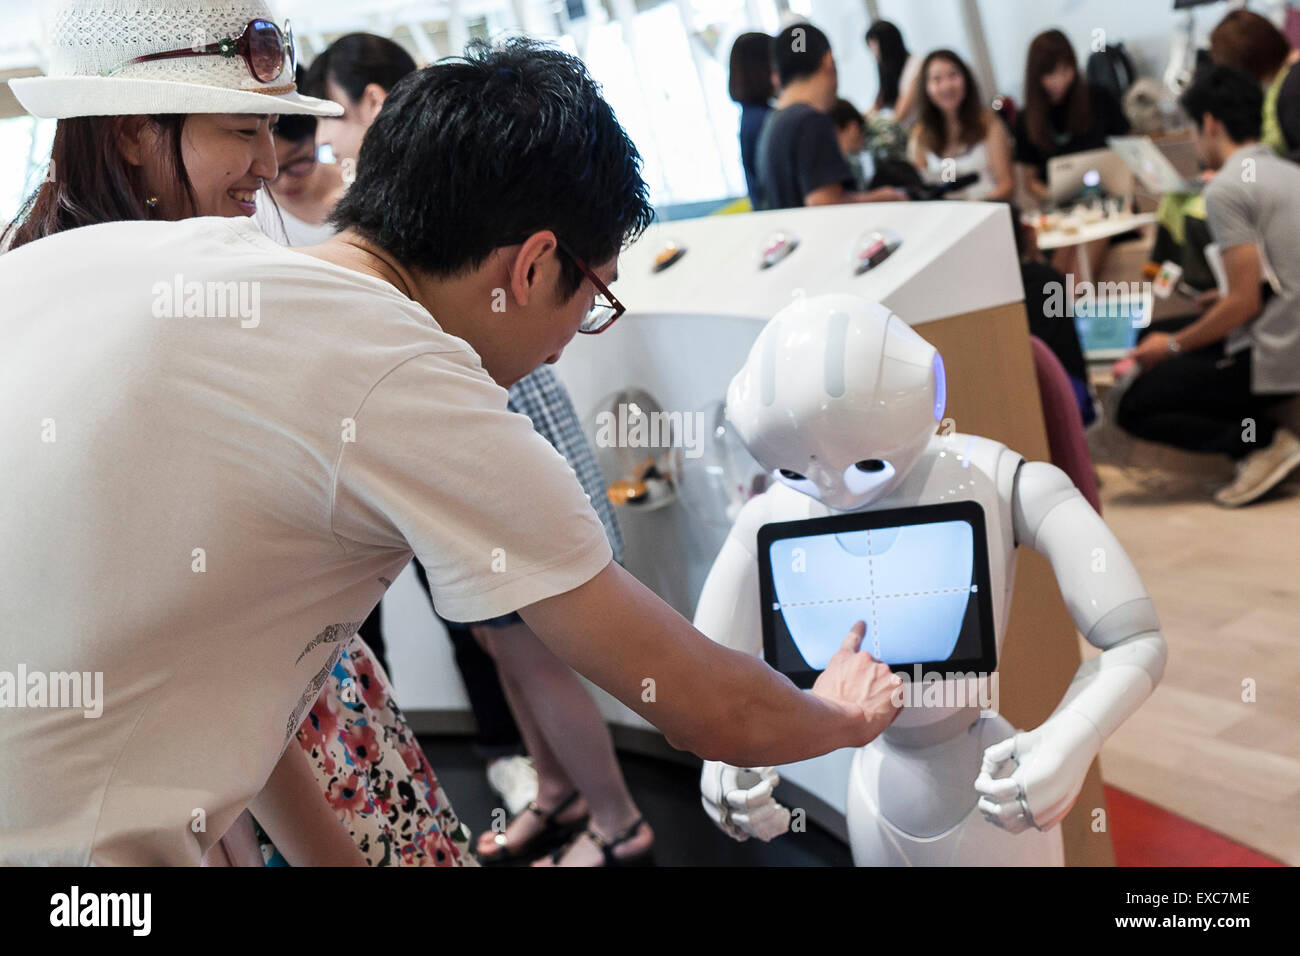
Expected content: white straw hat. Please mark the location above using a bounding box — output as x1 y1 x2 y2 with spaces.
8 0 343 119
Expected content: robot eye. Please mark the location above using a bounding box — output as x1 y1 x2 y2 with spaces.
843 459 895 496
773 468 821 499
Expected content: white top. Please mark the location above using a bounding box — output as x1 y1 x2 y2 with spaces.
256 197 337 247
0 217 612 864
922 140 995 201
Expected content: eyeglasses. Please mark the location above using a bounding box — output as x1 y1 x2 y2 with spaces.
103 18 296 85
555 238 625 334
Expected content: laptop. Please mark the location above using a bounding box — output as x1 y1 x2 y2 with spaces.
1046 147 1134 205
1107 135 1202 193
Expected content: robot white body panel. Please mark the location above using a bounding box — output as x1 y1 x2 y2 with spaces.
695 294 1166 865
847 717 1064 866
695 432 1065 865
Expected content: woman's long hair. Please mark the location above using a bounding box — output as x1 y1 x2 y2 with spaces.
1022 29 1091 155
915 49 988 156
728 31 775 106
866 20 909 111
2 114 196 252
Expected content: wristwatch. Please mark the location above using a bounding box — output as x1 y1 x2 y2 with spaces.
1167 336 1183 355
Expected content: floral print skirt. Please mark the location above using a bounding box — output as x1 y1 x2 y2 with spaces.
259 636 475 866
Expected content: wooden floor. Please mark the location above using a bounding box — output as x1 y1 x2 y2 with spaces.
1087 461 1300 865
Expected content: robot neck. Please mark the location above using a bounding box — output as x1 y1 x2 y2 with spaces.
883 705 982 748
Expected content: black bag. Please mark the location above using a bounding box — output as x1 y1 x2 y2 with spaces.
1086 42 1137 101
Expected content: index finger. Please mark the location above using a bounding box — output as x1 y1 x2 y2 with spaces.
840 621 866 653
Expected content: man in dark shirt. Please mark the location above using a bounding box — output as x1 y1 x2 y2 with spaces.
756 23 905 210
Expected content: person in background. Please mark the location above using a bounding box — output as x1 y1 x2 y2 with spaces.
1117 67 1300 507
865 20 920 126
908 49 1013 202
756 22 905 210
1009 205 1094 426
727 31 775 209
308 33 416 171
264 70 346 245
1014 28 1130 280
830 98 869 189
1208 8 1300 161
1013 29 1130 203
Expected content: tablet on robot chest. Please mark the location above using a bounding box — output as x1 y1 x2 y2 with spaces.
756 501 998 689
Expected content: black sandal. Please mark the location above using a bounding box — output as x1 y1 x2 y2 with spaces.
551 817 654 867
476 791 587 865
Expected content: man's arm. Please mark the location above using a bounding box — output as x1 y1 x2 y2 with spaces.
796 111 906 207
1170 243 1263 349
1131 243 1261 367
518 560 901 767
805 182 907 206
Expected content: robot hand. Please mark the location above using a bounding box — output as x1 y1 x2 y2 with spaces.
973 710 1100 833
700 761 791 842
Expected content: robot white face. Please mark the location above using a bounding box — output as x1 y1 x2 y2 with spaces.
726 294 945 511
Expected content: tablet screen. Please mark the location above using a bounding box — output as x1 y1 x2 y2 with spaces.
756 501 997 687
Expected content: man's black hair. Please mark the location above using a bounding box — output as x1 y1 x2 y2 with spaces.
1180 65 1263 144
830 98 864 131
772 22 832 87
330 37 654 298
273 68 317 143
304 33 417 101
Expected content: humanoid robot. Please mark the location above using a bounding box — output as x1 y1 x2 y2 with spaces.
694 294 1166 866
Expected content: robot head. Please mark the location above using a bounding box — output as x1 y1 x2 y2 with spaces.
726 294 945 511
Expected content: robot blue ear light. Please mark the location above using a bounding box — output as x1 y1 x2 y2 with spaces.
932 352 947 422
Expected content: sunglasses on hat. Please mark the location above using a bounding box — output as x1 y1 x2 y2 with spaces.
102 18 295 85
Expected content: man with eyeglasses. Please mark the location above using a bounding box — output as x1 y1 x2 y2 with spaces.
306 42 899 867
0 37 901 864
264 72 347 246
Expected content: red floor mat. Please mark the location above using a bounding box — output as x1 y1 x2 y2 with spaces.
1106 785 1284 866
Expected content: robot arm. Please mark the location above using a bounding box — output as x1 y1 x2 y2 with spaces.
694 496 793 843
976 462 1167 833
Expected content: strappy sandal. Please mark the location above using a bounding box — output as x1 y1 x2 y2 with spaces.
550 816 654 867
476 791 588 865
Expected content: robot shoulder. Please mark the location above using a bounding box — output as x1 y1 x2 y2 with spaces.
729 483 825 555
1011 459 1084 547
727 488 778 556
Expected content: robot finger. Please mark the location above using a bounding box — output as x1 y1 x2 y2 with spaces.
735 804 791 842
973 771 1020 800
723 776 778 810
979 737 1018 776
977 795 1029 832
701 795 749 842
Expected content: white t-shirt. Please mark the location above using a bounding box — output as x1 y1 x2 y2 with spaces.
921 140 996 200
0 217 612 864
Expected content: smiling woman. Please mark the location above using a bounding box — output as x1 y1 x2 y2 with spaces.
0 112 285 251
